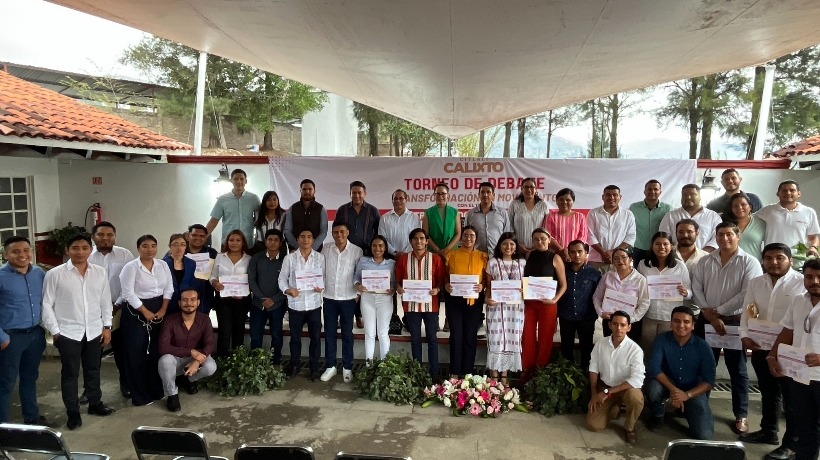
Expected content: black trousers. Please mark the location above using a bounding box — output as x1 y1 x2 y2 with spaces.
446 294 483 376
121 297 164 406
558 317 597 369
215 295 250 357
751 350 795 448
288 308 322 372
53 334 102 416
787 379 820 460
111 311 126 390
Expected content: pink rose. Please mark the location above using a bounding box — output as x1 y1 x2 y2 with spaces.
487 406 495 414
508 402 515 410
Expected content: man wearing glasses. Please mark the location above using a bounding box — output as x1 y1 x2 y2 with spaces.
587 185 636 274
464 181 509 254
185 224 218 314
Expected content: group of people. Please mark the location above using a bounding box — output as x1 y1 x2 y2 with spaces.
4 167 820 459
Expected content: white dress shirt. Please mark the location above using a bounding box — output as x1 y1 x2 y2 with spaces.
637 261 692 321
278 249 325 311
378 209 421 255
89 245 135 304
757 202 820 248
322 242 362 300
586 206 636 263
691 248 763 316
209 253 252 282
592 268 650 321
780 292 820 381
589 335 645 388
42 260 112 341
659 206 722 250
740 270 804 343
674 247 708 277
119 258 174 309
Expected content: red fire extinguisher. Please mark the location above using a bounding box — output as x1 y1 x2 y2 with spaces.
87 203 102 228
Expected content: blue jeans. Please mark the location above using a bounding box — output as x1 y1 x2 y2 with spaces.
288 308 322 372
0 326 45 423
404 311 439 376
249 299 287 365
645 378 714 440
323 298 356 370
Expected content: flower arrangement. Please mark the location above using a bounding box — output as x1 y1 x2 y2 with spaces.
422 374 529 417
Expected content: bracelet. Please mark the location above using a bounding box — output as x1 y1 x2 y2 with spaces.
686 391 692 399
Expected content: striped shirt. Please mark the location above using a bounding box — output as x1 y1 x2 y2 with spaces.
508 200 550 249
544 211 588 249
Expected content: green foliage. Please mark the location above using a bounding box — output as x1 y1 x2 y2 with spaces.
353 352 432 405
204 346 286 396
48 223 87 256
351 102 445 156
524 357 590 417
455 126 503 157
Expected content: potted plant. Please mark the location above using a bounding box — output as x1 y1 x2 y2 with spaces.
523 356 590 417
47 222 87 260
353 352 432 406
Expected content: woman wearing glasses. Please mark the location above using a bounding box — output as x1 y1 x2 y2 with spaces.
509 178 550 257
592 248 649 342
162 233 196 315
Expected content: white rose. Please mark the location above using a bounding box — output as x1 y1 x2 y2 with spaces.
443 397 452 407
503 392 513 401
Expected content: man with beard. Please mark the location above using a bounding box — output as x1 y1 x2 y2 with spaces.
284 179 329 252
629 180 671 267
586 185 636 273
707 169 763 216
674 220 708 274
184 224 217 314
757 180 820 261
660 184 722 252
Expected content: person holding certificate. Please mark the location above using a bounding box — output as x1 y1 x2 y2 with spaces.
444 226 488 379
592 248 649 342
485 232 526 385
185 224 218 314
354 235 396 364
162 233 196 315
209 229 252 358
636 232 691 353
521 228 566 381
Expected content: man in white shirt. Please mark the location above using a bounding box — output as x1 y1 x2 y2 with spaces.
279 229 325 381
768 259 820 460
692 222 763 435
320 223 363 383
739 243 803 459
757 180 820 259
660 184 722 252
378 189 421 321
88 221 134 398
586 310 645 444
586 185 636 273
42 234 115 430
673 219 708 274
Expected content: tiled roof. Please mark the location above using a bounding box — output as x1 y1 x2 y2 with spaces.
0 70 191 151
769 135 820 158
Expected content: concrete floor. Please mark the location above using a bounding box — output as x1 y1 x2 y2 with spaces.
4 357 779 460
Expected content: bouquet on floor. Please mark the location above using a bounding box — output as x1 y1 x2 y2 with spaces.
422 374 528 417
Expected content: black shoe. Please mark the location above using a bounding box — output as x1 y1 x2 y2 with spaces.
79 392 88 405
87 402 115 416
24 415 56 428
175 375 190 391
66 414 82 430
120 385 131 398
646 416 663 433
166 394 181 412
765 446 795 460
310 370 320 382
740 430 780 445
186 380 199 395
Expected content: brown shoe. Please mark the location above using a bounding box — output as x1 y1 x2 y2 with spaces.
734 417 749 434
625 429 637 444
355 316 364 329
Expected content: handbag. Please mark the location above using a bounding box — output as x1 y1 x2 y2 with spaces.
388 314 403 335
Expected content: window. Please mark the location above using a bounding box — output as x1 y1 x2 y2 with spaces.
0 177 32 245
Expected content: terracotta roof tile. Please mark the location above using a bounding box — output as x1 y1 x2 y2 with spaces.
0 70 191 151
769 135 820 158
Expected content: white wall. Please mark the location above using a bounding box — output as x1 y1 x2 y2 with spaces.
0 152 61 234
695 167 820 211
301 93 358 157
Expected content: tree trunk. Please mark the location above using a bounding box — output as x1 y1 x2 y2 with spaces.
368 121 379 156
745 66 766 159
263 131 273 151
688 78 700 160
394 135 402 157
546 110 553 158
478 129 485 157
503 121 512 158
608 95 619 158
590 101 597 158
699 76 716 160
516 117 526 157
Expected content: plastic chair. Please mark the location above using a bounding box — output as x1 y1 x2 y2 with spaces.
131 426 228 460
663 439 745 460
0 422 109 459
234 444 314 460
334 452 411 460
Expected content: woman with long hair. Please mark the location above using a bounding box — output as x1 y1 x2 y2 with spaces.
162 233 196 315
210 229 252 357
353 235 396 364
726 193 766 262
253 191 287 253
592 247 649 342
508 178 550 256
544 188 587 262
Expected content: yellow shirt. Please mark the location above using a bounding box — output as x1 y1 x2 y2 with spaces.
446 247 488 284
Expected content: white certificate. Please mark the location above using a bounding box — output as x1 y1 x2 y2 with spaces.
220 274 250 297
524 277 557 300
295 268 324 291
186 252 213 280
362 270 390 293
491 280 522 304
601 289 637 316
778 344 811 385
647 275 683 301
704 324 743 350
748 319 783 351
450 274 480 299
402 279 432 303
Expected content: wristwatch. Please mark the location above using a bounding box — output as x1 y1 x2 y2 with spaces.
603 388 610 397
103 326 111 330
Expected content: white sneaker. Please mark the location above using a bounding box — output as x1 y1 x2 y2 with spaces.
320 367 337 382
343 368 353 383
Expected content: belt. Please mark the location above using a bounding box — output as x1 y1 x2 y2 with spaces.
720 314 742 322
6 325 40 334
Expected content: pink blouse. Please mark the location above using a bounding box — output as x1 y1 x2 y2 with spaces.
544 211 588 249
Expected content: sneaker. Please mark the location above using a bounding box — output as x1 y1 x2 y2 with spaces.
740 430 780 445
186 380 199 395
646 416 663 433
320 367 337 382
66 414 82 430
166 394 181 412
87 402 115 416
343 368 353 383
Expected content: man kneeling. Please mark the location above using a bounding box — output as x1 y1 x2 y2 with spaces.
586 310 645 444
158 287 217 412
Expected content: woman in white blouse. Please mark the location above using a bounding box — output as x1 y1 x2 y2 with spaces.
119 234 174 406
508 178 550 256
637 232 691 354
210 229 253 357
592 247 650 343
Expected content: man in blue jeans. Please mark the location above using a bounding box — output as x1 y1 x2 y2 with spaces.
248 228 287 367
646 306 716 440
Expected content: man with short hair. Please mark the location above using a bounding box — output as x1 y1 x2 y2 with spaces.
284 179 329 252
646 306 716 440
739 243 803 458
673 219 708 273
248 229 287 366
629 180 671 266
42 234 115 430
464 181 510 254
279 229 325 381
692 222 763 435
320 223 363 383
586 185 636 272
706 168 764 215
157 287 216 412
89 221 134 398
334 181 380 256
379 189 420 259
586 310 645 444
206 168 261 244
185 224 218 314
757 180 820 259
0 236 49 425
660 184 722 252
557 240 602 370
